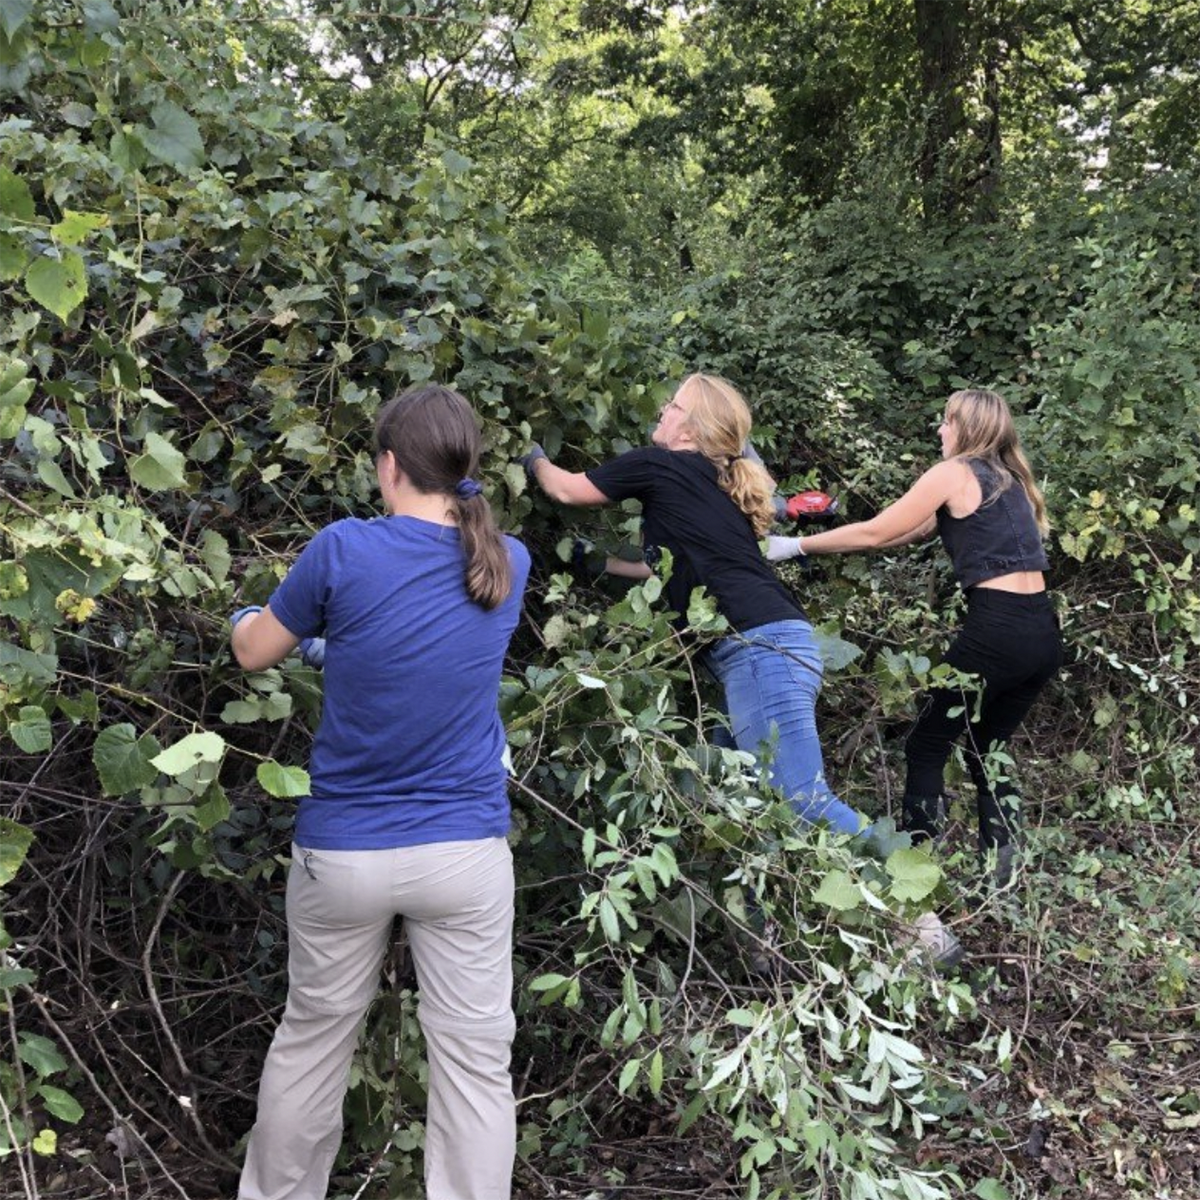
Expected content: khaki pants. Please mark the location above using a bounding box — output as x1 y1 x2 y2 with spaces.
238 838 516 1200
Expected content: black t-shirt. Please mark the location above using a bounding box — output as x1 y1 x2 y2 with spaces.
586 447 806 632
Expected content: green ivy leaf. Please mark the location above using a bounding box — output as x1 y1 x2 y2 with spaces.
0 167 34 219
9 704 51 752
129 431 187 491
0 817 34 886
0 0 33 39
256 759 310 798
151 731 226 776
25 252 87 320
972 1181 1011 1200
37 1085 83 1124
141 102 205 170
813 869 861 912
885 848 942 903
93 723 162 795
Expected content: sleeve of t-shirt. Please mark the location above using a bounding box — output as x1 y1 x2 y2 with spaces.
267 524 342 639
585 447 661 502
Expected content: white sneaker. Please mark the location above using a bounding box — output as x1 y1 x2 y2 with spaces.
903 912 965 971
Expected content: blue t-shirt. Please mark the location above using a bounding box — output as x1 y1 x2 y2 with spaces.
267 515 530 850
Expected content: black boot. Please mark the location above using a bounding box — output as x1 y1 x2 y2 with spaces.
901 793 947 844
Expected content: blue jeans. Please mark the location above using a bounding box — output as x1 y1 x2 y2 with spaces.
703 621 867 835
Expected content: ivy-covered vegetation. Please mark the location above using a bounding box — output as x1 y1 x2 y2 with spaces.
1 2 1197 1199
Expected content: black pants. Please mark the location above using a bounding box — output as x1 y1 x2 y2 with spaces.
903 589 1064 853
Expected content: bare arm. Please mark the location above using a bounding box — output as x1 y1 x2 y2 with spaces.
874 514 938 549
530 457 611 506
798 462 958 556
604 555 654 579
231 605 301 671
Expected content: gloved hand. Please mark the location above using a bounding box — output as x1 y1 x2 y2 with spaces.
784 491 839 523
230 605 263 628
297 637 326 668
520 443 547 478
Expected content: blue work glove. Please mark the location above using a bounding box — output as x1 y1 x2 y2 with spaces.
297 637 326 668
520 443 547 479
230 605 262 628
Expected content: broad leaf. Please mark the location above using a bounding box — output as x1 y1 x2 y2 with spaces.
0 167 34 219
37 1085 83 1124
0 0 33 38
0 233 27 280
51 210 108 247
93 723 162 795
141 102 204 170
9 704 51 753
0 818 34 886
885 848 942 903
25 252 87 320
256 759 310 798
151 731 226 776
18 1034 67 1078
129 431 187 491
813 869 861 912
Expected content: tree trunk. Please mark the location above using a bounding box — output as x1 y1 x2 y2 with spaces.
913 0 970 220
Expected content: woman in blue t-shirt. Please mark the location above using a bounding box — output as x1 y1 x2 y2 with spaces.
789 388 1063 891
524 372 964 966
231 385 530 1200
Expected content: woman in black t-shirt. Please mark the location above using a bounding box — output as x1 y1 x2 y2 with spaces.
527 373 871 835
791 388 1064 890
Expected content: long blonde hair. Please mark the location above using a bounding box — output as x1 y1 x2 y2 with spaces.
946 388 1049 535
676 373 777 536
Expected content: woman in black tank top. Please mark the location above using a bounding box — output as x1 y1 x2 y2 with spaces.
783 389 1064 899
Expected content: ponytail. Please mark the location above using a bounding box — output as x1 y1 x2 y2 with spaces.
453 485 513 611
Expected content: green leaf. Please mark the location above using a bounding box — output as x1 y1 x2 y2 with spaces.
25 252 87 320
141 102 204 170
0 965 37 988
129 431 187 491
19 1034 67 1078
37 1085 83 1124
0 233 27 280
0 817 34 885
0 0 33 39
813 869 861 912
51 210 108 247
0 167 34 219
194 784 230 832
199 529 231 585
94 723 162 795
617 1058 640 1095
647 1048 664 1096
256 759 310 798
81 0 121 34
32 1129 57 1156
151 731 226 776
972 1181 1011 1200
36 458 76 499
9 704 51 752
885 848 942 903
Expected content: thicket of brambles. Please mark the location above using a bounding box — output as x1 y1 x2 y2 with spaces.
2 3 1197 1198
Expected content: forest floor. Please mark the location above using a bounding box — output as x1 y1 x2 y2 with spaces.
4 816 1197 1200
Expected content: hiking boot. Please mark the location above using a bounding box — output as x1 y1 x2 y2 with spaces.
902 911 965 972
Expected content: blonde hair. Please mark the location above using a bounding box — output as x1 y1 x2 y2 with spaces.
945 388 1049 535
676 373 777 536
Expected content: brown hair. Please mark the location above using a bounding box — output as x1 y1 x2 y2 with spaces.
676 373 777 536
945 388 1049 535
374 384 512 609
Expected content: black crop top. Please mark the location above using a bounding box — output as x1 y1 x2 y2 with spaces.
936 458 1049 590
